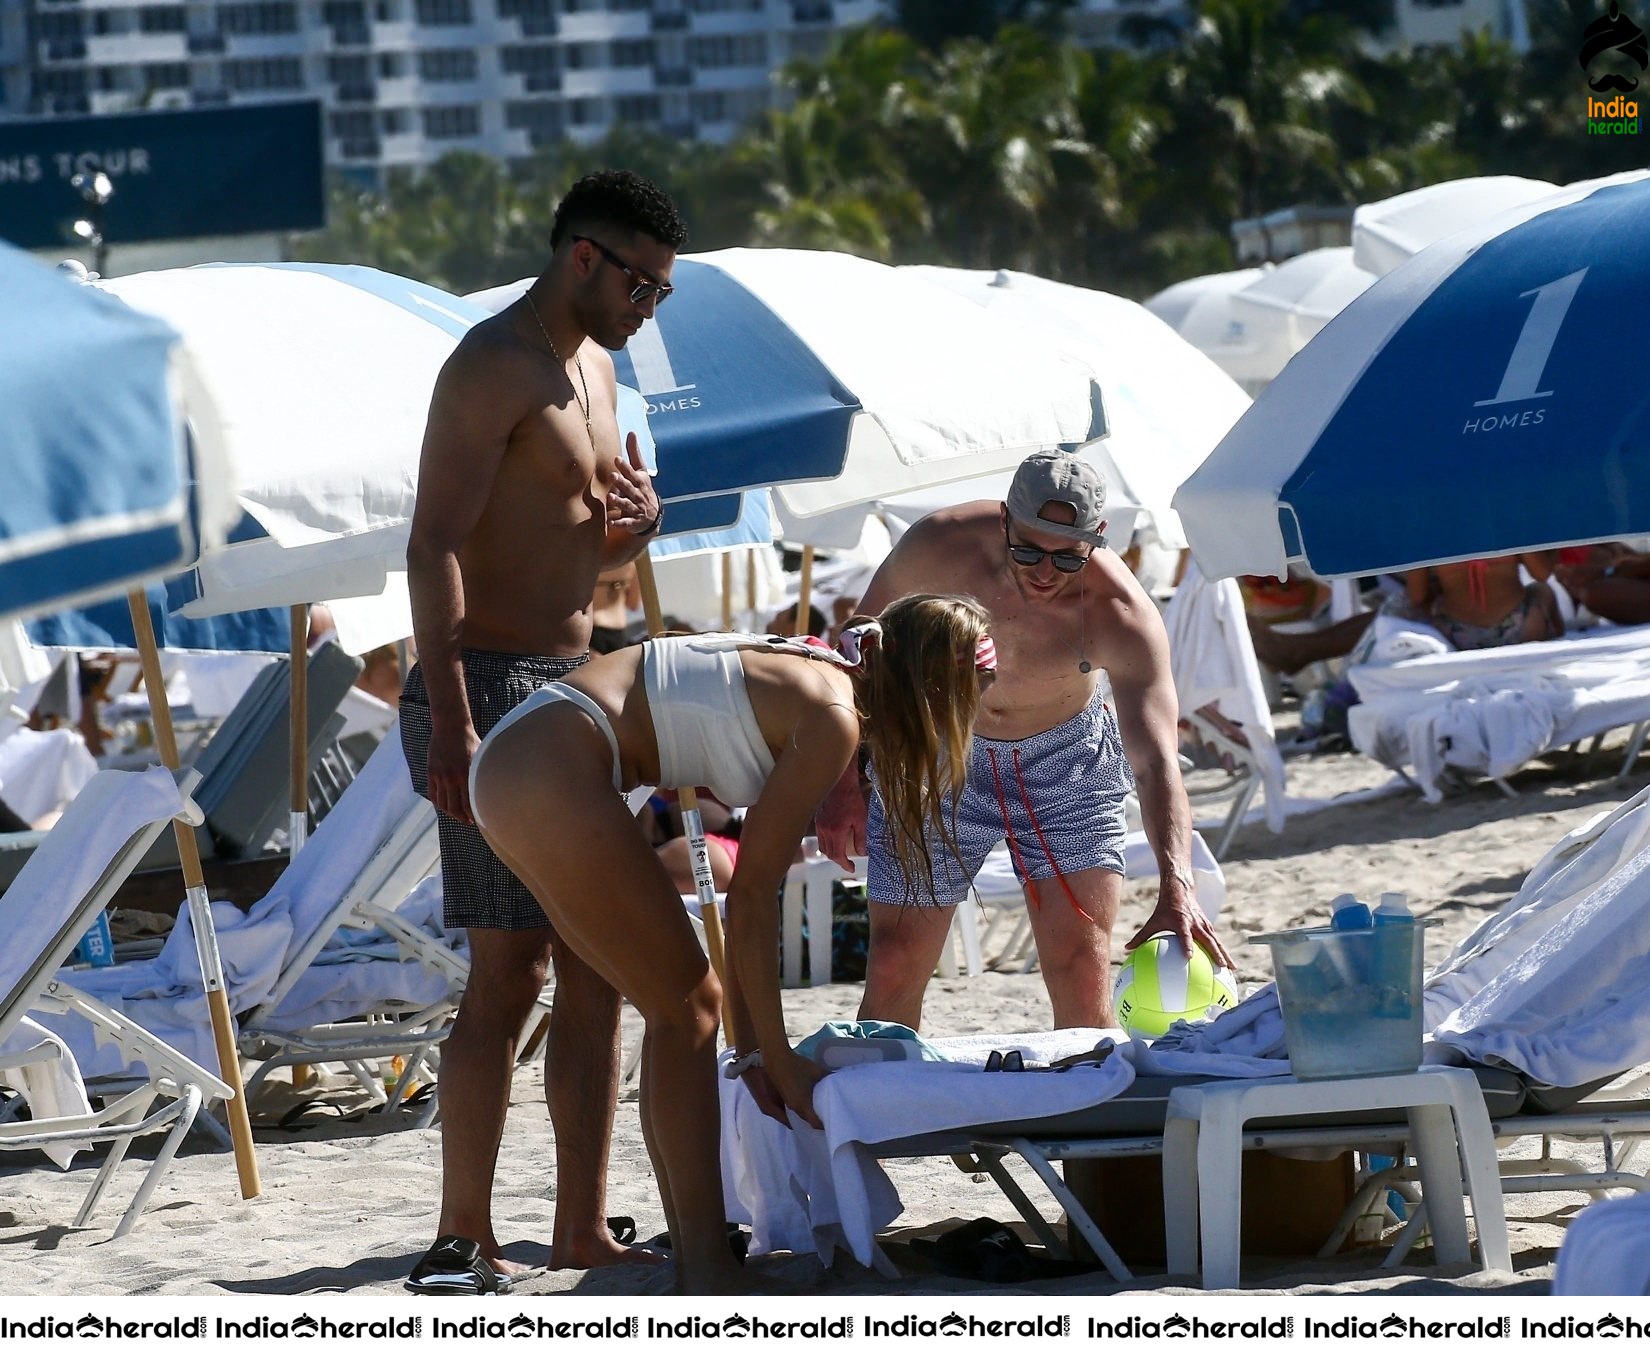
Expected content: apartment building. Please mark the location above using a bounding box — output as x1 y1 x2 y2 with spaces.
1062 0 1532 53
0 0 886 183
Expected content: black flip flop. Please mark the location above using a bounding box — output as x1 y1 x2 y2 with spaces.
406 1235 534 1295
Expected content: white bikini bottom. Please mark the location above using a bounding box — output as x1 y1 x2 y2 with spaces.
469 683 622 832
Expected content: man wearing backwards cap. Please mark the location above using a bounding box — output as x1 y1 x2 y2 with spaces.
818 451 1232 1029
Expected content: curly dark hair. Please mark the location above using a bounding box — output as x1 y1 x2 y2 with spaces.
550 170 688 251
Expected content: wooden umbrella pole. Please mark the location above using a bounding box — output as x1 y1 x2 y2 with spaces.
126 591 261 1199
745 547 758 626
289 604 309 857
633 553 738 1048
720 552 733 631
796 544 815 635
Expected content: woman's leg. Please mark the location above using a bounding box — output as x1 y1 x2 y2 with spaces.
473 707 741 1293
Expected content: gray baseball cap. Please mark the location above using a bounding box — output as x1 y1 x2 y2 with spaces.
1004 452 1108 549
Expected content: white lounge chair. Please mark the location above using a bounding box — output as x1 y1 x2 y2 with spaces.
1347 622 1650 800
48 732 513 1124
0 766 231 1238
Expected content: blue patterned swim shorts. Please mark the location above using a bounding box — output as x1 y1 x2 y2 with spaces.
867 688 1134 908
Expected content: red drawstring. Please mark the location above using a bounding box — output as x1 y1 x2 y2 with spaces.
987 746 1096 922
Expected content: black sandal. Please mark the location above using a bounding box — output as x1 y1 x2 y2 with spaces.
406 1235 523 1295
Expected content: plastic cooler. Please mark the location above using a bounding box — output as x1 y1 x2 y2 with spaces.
1250 920 1433 1081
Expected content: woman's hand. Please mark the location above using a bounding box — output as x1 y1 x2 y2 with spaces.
742 1049 827 1130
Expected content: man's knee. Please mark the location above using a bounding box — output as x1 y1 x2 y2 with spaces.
459 930 553 1029
866 904 953 980
551 938 623 1023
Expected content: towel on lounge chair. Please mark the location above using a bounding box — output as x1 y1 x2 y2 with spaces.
721 1028 1133 1272
46 733 445 1078
1348 623 1650 800
1162 561 1287 832
1422 784 1650 1089
0 1016 94 1168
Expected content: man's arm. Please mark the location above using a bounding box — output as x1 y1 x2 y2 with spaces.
813 517 947 868
1102 571 1235 967
405 341 521 825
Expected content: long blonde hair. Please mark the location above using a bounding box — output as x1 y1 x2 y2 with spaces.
853 593 991 907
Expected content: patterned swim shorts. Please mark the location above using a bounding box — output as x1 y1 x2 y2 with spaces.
401 648 588 932
867 688 1134 908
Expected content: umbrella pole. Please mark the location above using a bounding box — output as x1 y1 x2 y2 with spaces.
796 545 815 635
720 552 733 631
126 590 261 1199
633 553 738 1049
745 548 758 629
289 604 308 857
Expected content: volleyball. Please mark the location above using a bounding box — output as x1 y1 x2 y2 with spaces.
1113 932 1239 1039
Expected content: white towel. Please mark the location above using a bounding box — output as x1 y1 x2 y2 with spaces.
1162 562 1287 832
44 734 440 1078
0 726 99 824
0 1016 94 1168
0 766 184 1036
1553 1195 1650 1295
721 1028 1133 1271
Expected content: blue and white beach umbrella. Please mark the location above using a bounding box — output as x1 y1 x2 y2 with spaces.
101 262 492 638
1174 174 1650 581
471 247 1105 519
0 244 234 621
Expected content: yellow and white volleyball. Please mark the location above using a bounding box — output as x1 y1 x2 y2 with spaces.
1114 932 1239 1039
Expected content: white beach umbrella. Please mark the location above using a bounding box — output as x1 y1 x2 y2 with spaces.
1352 176 1559 278
1225 248 1376 384
1175 174 1650 582
1144 267 1275 394
903 267 1250 550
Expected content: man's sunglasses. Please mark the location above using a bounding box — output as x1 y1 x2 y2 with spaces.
1004 524 1088 574
572 234 674 305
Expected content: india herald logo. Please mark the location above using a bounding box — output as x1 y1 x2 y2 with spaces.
1581 2 1649 93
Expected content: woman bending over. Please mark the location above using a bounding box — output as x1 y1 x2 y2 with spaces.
467 593 994 1293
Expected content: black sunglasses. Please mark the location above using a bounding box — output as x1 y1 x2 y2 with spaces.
1003 523 1088 574
573 234 674 305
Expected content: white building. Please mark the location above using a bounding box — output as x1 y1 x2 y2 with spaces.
0 0 886 184
1063 0 1531 54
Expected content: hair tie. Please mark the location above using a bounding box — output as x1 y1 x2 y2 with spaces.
974 635 998 673
836 620 883 667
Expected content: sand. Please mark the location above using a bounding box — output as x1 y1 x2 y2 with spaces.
2 729 1646 1299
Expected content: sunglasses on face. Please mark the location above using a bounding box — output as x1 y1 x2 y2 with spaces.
572 234 674 305
1003 524 1088 574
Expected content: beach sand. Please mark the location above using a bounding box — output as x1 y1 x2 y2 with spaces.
3 731 1645 1298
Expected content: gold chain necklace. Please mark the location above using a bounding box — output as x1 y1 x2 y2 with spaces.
525 289 594 452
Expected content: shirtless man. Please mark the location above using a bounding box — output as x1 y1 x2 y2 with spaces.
401 170 685 1293
817 452 1231 1030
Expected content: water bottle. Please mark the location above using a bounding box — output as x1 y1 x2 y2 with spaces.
1373 892 1417 1020
1330 893 1372 931
1374 892 1412 925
